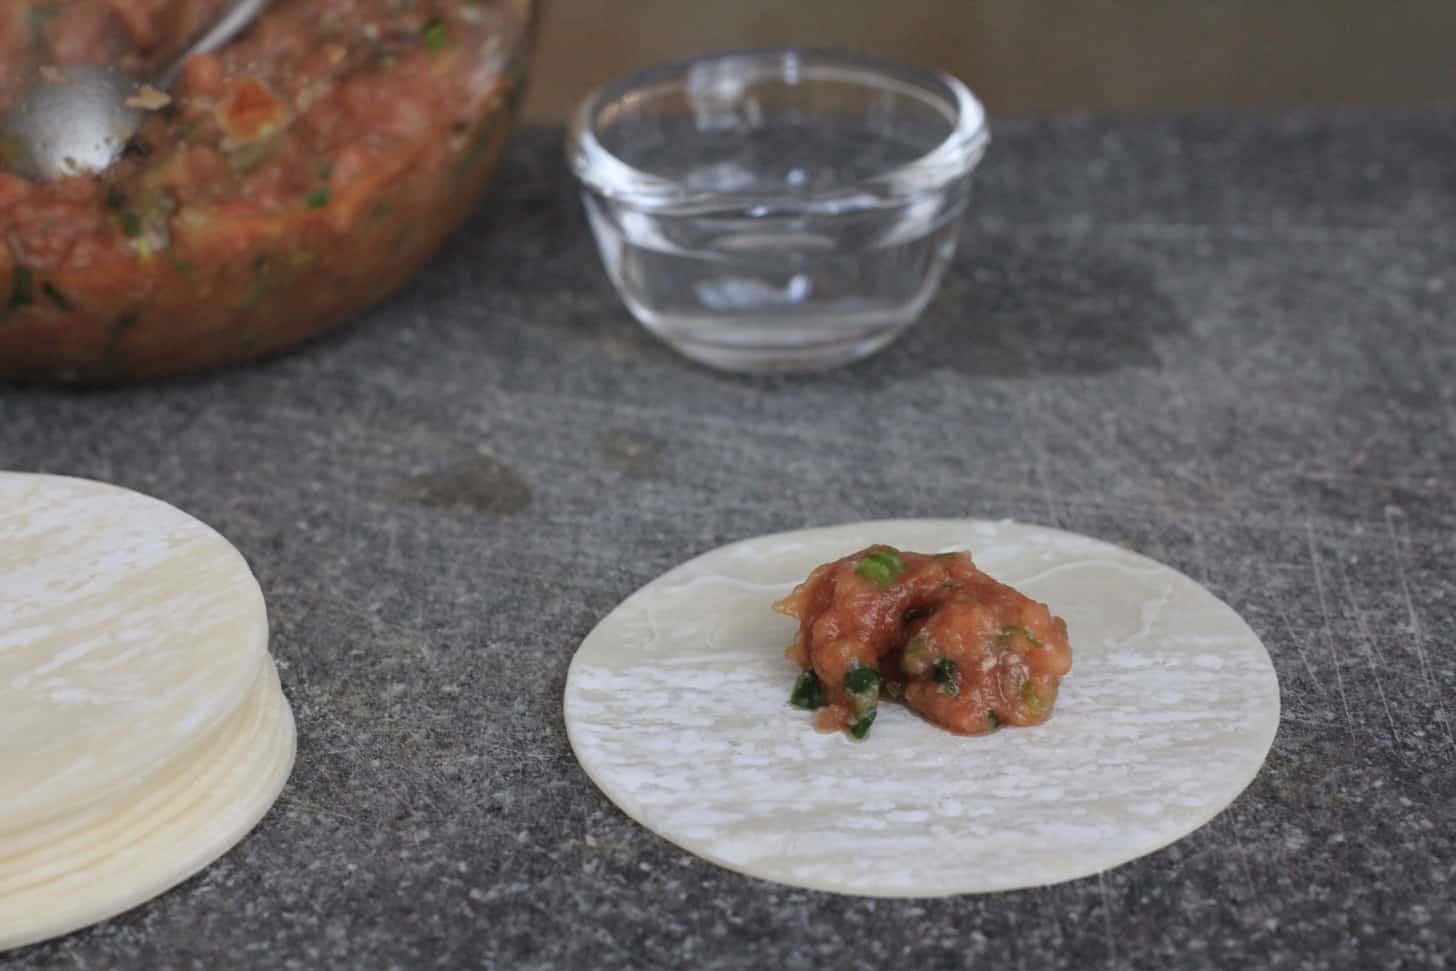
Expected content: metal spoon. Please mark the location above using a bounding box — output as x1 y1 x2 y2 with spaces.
1 0 272 182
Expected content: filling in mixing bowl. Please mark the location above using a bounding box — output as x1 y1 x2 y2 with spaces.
0 0 530 381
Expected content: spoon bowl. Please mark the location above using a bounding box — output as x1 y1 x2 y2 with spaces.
1 0 271 183
2 65 144 182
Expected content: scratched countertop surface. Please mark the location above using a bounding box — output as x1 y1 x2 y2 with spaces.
3 113 1454 970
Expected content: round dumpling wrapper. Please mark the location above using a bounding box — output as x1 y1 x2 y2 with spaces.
0 661 295 951
0 473 270 833
0 473 293 951
564 519 1281 897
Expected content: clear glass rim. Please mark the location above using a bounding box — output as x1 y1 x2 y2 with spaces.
567 47 989 212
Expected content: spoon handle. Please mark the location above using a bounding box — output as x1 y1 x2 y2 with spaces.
157 0 274 89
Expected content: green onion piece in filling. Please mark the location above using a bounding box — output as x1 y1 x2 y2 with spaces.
422 17 449 52
843 666 881 695
901 635 933 677
119 210 143 238
933 658 959 696
10 265 34 307
856 548 904 588
27 5 57 49
856 559 893 587
306 188 330 209
1022 681 1056 714
789 670 823 710
844 665 881 718
997 625 1045 647
867 548 904 572
41 281 73 311
987 711 1001 729
849 708 877 740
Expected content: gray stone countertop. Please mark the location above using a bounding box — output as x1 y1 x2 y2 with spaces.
3 113 1453 970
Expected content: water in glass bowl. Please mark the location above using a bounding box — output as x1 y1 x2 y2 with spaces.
581 120 974 372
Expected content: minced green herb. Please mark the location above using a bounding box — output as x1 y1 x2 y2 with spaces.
856 548 904 588
843 666 881 695
1022 682 1054 714
10 265 34 307
842 662 882 737
422 17 448 52
901 635 933 677
27 4 58 49
41 281 73 311
101 311 140 359
789 670 823 710
933 658 958 696
998 625 1045 647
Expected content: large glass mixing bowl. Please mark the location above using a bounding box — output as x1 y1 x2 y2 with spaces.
0 0 536 383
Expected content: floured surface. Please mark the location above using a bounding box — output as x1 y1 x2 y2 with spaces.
565 519 1281 897
0 473 268 830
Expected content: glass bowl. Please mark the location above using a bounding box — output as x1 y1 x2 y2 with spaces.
0 0 536 384
569 48 988 373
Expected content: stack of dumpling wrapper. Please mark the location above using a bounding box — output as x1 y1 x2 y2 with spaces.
0 473 295 951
